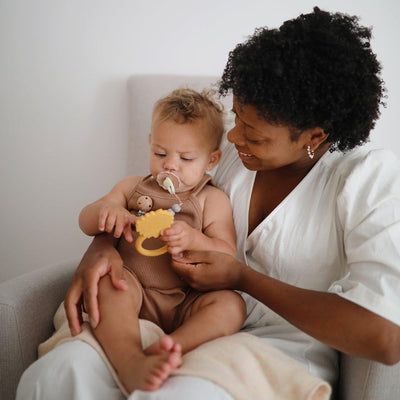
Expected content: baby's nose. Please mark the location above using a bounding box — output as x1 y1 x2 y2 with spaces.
163 157 177 171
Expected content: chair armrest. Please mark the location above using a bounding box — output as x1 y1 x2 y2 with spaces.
338 352 400 399
0 260 77 400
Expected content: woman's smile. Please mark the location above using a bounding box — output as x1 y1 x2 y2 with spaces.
238 150 255 160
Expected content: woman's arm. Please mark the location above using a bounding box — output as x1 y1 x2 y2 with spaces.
64 233 128 336
171 251 400 365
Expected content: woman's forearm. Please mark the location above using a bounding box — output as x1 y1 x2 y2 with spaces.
237 265 400 364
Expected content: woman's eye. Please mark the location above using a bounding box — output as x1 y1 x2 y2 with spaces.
246 138 261 145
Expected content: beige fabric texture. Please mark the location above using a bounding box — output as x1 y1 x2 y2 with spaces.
39 303 331 400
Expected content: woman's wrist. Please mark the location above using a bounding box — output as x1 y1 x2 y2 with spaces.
235 263 272 294
234 261 254 291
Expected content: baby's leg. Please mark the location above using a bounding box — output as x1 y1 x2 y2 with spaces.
93 273 182 394
145 290 246 355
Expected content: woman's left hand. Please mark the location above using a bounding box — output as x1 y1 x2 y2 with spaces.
170 250 244 291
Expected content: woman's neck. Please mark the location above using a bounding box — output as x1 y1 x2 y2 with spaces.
261 142 331 180
247 143 331 234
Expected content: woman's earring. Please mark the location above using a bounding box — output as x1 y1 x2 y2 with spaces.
307 145 315 159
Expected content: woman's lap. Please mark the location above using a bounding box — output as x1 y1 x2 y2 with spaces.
16 341 124 400
17 341 233 400
130 376 232 400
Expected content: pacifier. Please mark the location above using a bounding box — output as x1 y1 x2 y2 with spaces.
156 171 181 194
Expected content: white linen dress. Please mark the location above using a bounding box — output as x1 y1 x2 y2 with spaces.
214 141 400 387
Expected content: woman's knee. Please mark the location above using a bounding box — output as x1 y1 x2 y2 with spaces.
16 342 88 400
17 341 123 400
129 376 233 400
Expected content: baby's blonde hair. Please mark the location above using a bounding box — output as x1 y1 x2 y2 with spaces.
152 88 225 149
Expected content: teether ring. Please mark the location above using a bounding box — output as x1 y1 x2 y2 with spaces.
135 209 174 256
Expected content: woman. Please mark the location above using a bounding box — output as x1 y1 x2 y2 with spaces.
17 7 400 400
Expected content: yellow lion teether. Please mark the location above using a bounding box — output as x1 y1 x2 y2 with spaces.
135 209 174 256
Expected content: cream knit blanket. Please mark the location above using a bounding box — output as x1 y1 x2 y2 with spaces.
39 303 331 400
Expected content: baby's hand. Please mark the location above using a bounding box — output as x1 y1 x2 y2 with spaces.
98 202 138 242
160 220 196 255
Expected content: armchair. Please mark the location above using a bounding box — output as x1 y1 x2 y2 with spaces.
2 75 400 400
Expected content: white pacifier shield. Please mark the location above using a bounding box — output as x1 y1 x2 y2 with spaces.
156 171 181 194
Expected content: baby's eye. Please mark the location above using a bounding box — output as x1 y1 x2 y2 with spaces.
154 152 166 157
181 157 193 161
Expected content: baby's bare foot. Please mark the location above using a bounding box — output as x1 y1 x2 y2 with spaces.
120 342 182 394
145 335 176 355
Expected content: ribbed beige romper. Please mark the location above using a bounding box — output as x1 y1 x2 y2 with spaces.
117 174 213 334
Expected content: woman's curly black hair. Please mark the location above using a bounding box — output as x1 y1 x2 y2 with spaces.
219 7 386 151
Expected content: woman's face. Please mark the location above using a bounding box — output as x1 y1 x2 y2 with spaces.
227 98 310 172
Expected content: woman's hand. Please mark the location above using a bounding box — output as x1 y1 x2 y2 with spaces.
64 233 128 336
170 250 244 291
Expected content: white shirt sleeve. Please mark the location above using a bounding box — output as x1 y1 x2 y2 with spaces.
329 149 400 326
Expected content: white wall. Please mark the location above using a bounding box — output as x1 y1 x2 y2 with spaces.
1 0 399 282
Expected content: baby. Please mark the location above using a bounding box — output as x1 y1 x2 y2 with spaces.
78 88 246 394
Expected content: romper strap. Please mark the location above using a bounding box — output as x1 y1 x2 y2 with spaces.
190 174 216 196
126 175 150 203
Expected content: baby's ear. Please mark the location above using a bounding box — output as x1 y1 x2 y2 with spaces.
207 149 222 170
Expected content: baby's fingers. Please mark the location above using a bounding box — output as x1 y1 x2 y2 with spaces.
162 224 183 236
98 208 110 232
104 213 117 233
113 214 128 238
168 246 184 255
129 214 138 225
123 223 134 243
160 232 182 245
122 214 137 242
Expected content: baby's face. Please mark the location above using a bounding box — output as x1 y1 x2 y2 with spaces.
149 119 220 193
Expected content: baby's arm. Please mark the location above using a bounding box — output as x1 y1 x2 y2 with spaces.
79 176 141 242
161 186 236 256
